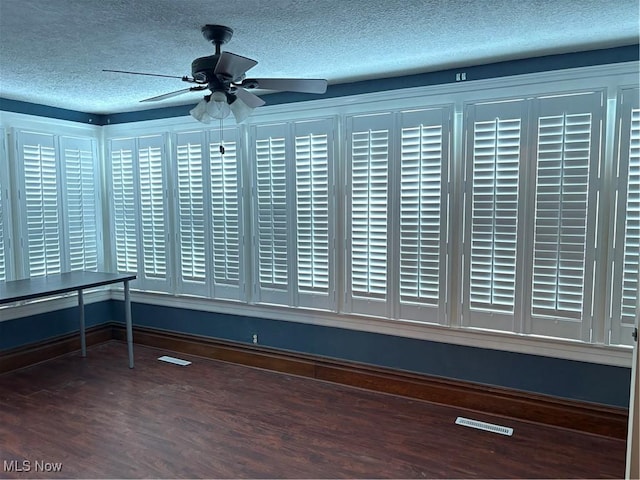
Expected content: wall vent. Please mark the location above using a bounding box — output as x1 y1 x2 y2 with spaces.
455 416 513 436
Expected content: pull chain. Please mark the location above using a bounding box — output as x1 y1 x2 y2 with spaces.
219 117 225 155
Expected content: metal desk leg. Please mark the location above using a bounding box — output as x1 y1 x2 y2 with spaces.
125 279 134 368
78 289 86 357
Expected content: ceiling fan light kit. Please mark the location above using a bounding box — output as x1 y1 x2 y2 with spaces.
104 24 328 124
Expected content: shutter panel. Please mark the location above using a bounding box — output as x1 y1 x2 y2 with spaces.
621 106 640 332
18 131 62 277
60 136 99 272
462 100 527 331
253 123 291 305
609 87 640 345
209 127 244 300
346 113 391 316
294 118 335 310
109 138 138 275
0 158 5 281
398 107 451 323
137 135 169 290
0 128 9 281
529 92 603 340
175 131 209 296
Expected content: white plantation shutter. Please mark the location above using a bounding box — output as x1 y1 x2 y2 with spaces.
398 107 451 323
137 135 169 290
346 113 391 317
294 118 335 310
110 135 169 291
253 123 291 305
18 131 62 277
209 127 244 300
528 92 603 340
60 136 99 272
110 138 138 275
621 107 640 336
0 128 10 281
462 100 527 331
175 131 208 296
609 87 640 345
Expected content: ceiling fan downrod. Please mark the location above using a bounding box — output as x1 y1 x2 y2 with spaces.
201 24 234 55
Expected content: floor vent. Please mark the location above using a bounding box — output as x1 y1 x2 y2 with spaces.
158 355 192 366
455 416 513 436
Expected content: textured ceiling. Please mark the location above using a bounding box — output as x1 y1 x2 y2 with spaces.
0 0 638 115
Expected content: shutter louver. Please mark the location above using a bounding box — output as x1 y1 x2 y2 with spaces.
256 135 288 289
400 123 443 305
138 141 167 280
621 107 640 325
470 118 520 312
62 138 98 272
532 113 592 319
295 132 329 293
176 135 206 286
111 141 137 273
22 133 61 277
351 128 389 298
210 140 240 285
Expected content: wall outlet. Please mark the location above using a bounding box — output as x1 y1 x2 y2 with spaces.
252 333 258 344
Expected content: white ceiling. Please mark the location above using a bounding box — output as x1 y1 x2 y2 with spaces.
0 0 638 115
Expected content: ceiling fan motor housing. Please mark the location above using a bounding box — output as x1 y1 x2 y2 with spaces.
191 55 221 83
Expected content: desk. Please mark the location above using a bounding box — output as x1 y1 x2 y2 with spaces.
0 271 137 368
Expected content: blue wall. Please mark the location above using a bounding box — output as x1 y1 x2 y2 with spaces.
123 301 630 408
0 300 631 407
0 301 113 350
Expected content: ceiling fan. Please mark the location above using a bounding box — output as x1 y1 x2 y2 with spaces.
104 24 328 123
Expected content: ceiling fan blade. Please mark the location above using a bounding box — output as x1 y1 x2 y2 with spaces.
235 87 266 108
242 78 327 94
140 86 207 103
214 52 258 81
103 69 186 80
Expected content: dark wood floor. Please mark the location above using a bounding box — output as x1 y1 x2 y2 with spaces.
0 341 626 479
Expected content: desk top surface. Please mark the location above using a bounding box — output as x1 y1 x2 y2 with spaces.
0 271 136 304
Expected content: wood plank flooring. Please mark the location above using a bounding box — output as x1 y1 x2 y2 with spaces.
0 341 626 478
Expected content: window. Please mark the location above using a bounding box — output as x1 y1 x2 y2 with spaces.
397 107 452 323
175 131 208 296
209 127 245 300
60 136 100 271
294 118 335 310
346 113 391 317
345 109 452 320
138 135 169 288
109 135 169 291
251 119 336 309
0 127 10 281
463 100 526 332
462 92 604 340
12 130 101 279
609 86 640 346
253 123 290 305
527 92 603 341
173 127 245 300
110 138 138 275
17 131 62 277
